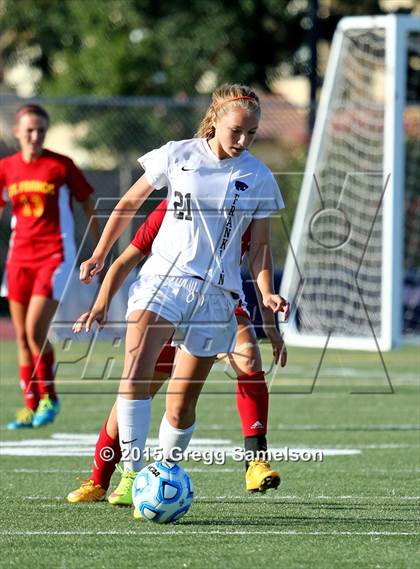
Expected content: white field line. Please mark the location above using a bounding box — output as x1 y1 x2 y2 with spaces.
346 444 420 449
201 423 420 430
0 434 360 457
274 424 420 431
10 468 420 475
1 432 418 461
164 423 420 430
197 495 420 501
2 377 414 389
0 436 230 445
27 496 66 500
0 530 417 537
316 468 420 474
11 469 92 474
10 468 239 474
2 448 347 457
24 495 420 501
4 443 419 456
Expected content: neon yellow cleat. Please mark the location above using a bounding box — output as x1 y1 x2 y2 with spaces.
108 465 136 506
67 479 106 503
7 407 34 429
133 507 142 519
245 460 281 492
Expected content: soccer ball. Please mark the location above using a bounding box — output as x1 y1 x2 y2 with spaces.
132 461 194 524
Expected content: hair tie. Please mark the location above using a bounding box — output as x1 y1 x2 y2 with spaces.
214 96 259 112
15 104 49 122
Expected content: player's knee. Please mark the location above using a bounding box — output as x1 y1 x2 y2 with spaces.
166 401 196 428
25 326 46 351
232 343 262 375
241 352 262 375
15 330 30 352
120 375 149 398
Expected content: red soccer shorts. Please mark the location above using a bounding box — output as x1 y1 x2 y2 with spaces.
3 259 63 305
154 342 176 375
234 304 251 321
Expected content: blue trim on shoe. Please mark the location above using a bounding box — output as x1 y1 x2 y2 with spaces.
7 418 34 429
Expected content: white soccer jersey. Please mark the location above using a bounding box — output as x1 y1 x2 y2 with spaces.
138 138 284 294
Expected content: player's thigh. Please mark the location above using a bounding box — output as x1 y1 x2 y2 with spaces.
148 343 175 396
25 295 59 347
8 299 29 341
123 309 174 386
228 314 262 375
150 372 170 398
165 350 215 425
153 342 176 377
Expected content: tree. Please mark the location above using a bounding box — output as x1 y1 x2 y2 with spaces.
0 0 389 265
0 0 307 156
1 0 390 97
1 0 309 96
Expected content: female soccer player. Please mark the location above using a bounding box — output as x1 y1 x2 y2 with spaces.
0 104 100 429
78 84 288 514
68 200 287 503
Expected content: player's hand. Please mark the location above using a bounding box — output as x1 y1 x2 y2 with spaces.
73 305 107 333
79 256 105 284
262 294 290 321
263 324 287 367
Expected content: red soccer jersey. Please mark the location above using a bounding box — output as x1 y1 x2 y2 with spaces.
131 199 252 258
131 200 167 255
0 149 93 264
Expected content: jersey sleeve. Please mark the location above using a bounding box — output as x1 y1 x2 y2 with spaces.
131 199 167 255
65 159 94 202
253 170 284 219
137 142 170 190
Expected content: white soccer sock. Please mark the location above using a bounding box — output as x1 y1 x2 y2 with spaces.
158 413 195 462
117 396 151 472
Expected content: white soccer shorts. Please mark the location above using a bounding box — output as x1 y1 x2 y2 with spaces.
126 274 238 357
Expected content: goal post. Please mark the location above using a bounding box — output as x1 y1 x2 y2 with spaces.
280 15 420 351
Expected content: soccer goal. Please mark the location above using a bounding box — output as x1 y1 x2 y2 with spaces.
280 15 420 351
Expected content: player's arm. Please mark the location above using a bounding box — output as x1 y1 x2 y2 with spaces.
247 217 289 320
0 174 5 220
247 258 287 367
79 175 154 283
73 244 144 333
79 196 101 248
0 163 5 220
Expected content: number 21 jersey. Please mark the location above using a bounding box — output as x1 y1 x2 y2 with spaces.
138 138 284 294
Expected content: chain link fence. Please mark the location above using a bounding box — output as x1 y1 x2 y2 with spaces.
0 93 310 270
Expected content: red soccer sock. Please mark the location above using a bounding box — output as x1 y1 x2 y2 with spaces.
90 420 121 490
19 364 40 411
32 350 57 400
236 371 269 438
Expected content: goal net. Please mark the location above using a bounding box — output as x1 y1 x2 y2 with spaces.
280 15 420 351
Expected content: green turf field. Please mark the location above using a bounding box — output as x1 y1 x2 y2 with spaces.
0 339 419 568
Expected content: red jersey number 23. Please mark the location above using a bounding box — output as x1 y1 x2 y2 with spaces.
17 194 44 217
